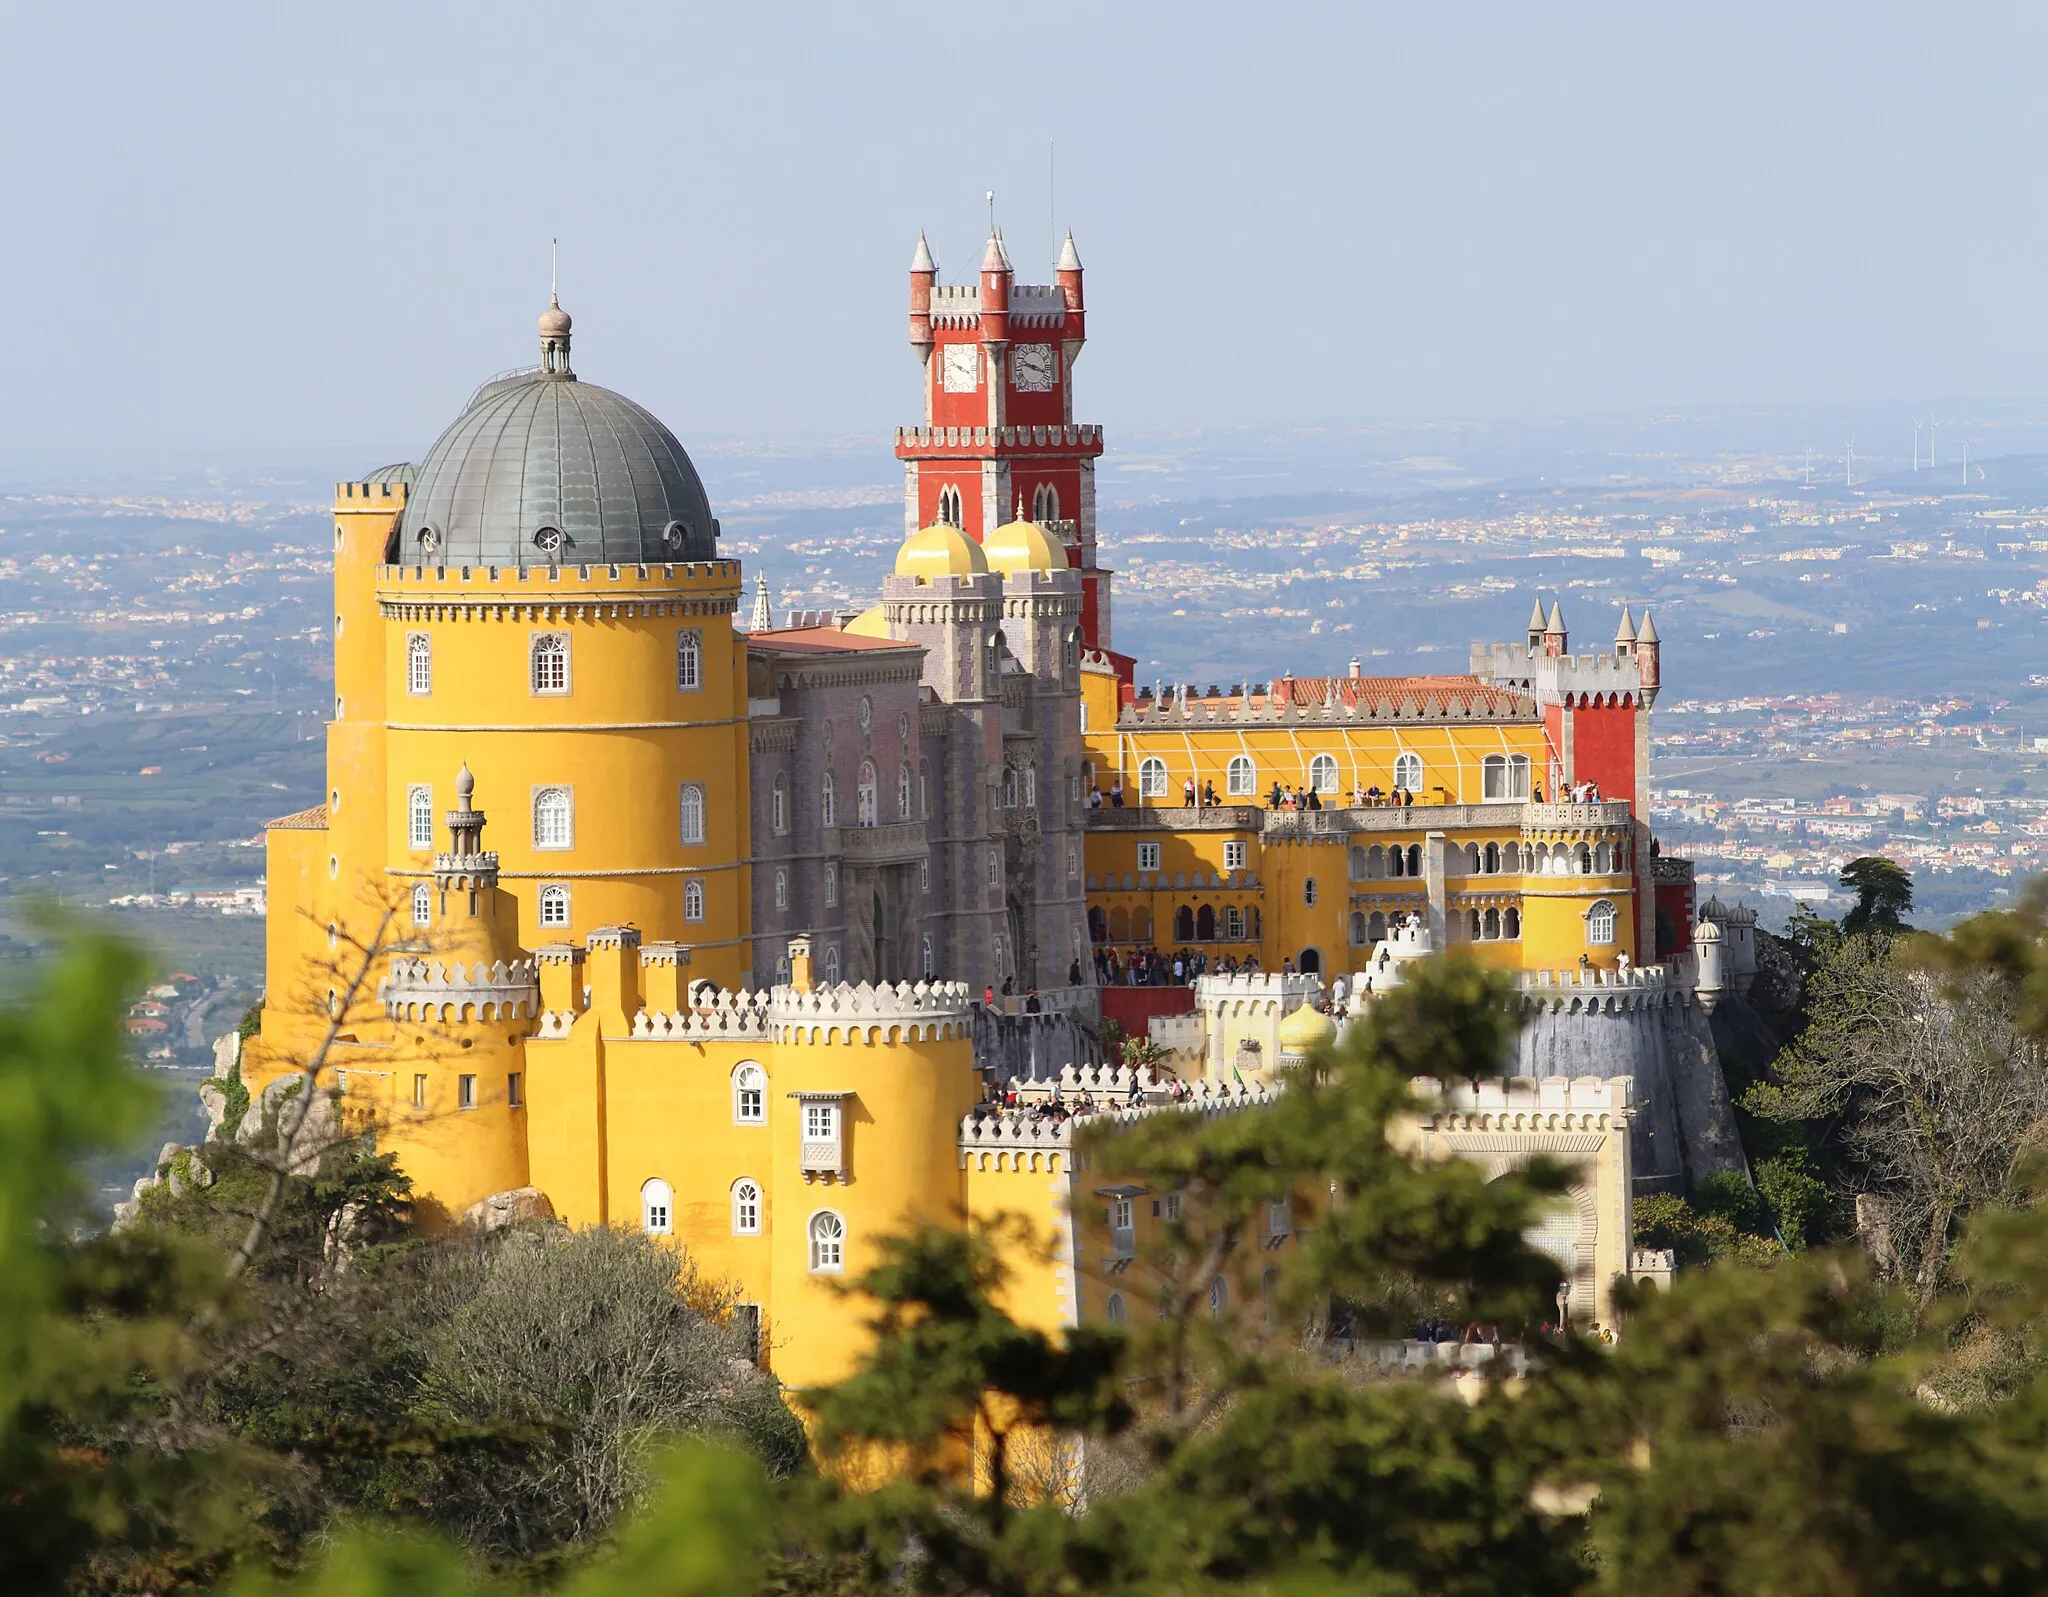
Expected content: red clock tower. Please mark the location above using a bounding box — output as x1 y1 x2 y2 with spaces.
899 227 1119 660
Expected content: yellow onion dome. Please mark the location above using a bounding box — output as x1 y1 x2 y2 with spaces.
843 603 890 638
1276 1002 1337 1056
893 522 989 581
983 518 1071 574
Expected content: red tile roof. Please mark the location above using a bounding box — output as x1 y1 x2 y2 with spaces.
267 804 329 830
747 626 918 655
1152 674 1533 719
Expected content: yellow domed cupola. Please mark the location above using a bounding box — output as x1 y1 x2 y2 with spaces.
893 522 989 581
983 514 1071 574
1275 1001 1337 1063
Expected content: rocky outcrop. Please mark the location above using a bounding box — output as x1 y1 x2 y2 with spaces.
462 1186 558 1231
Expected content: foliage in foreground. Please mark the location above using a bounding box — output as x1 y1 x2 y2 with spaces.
23 919 2048 1591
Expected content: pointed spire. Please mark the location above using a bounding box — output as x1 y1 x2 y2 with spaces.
981 229 1012 273
1545 600 1567 635
456 763 475 807
1528 597 1547 633
910 231 936 273
748 571 771 632
1057 229 1082 271
1615 606 1636 644
1636 608 1659 644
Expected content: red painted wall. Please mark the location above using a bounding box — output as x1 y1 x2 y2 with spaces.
1100 984 1195 1037
1568 701 1637 802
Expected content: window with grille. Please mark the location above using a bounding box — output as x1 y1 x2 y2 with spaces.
411 883 431 926
680 784 706 845
1393 751 1423 791
530 632 568 694
898 763 912 819
821 774 836 826
538 884 570 927
809 1210 845 1273
733 1063 766 1123
732 1179 762 1235
533 787 572 849
683 880 705 922
1137 841 1161 871
805 1102 838 1140
824 865 837 907
772 776 788 834
406 632 431 695
676 629 702 691
408 785 433 850
1223 841 1247 870
823 946 840 983
774 868 788 910
1587 899 1618 946
642 1178 673 1235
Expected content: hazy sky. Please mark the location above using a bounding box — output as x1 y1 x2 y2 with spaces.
5 2 2046 464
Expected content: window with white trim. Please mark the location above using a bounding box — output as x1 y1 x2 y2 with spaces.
987 850 1000 888
1137 841 1162 872
408 784 433 850
675 628 702 691
1393 751 1423 791
1268 1198 1292 1239
1308 753 1338 794
1106 1292 1126 1324
898 763 912 820
733 1062 766 1123
1223 841 1247 871
922 933 934 976
823 946 841 983
774 868 788 911
411 883 431 926
1068 843 1078 878
1208 1276 1227 1317
857 761 878 826
530 632 569 695
1163 1192 1183 1223
918 761 930 818
683 879 705 922
642 1178 673 1236
821 773 836 827
679 783 706 845
920 858 930 893
809 1209 845 1273
1587 899 1618 946
824 864 838 907
1227 755 1256 796
538 883 570 928
805 1101 838 1140
1110 1195 1134 1230
1138 757 1167 799
732 1179 762 1235
533 786 573 850
458 1074 476 1110
406 632 432 695
772 775 788 834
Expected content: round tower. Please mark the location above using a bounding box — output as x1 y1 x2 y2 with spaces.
908 231 936 361
1635 608 1661 705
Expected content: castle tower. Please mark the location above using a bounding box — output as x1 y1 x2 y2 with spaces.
896 224 1115 660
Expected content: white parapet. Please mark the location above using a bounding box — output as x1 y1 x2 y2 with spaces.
1419 1073 1634 1129
381 957 540 1022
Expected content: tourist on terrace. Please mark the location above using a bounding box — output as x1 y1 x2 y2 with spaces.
1202 780 1218 807
1183 778 1197 806
1268 782 1284 809
1110 782 1125 808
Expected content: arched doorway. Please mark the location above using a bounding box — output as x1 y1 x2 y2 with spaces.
1298 948 1322 975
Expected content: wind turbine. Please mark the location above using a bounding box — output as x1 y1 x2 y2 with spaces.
1845 440 1854 489
1928 413 1940 471
1913 418 1921 471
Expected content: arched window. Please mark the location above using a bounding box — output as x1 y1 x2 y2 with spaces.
731 1179 761 1236
1208 1276 1228 1317
538 883 570 929
679 784 706 845
1467 909 1482 940
533 787 573 850
641 1178 673 1236
1576 842 1593 875
1105 1291 1126 1324
411 883 431 927
1367 910 1386 942
408 784 433 850
987 850 1000 888
897 763 912 819
922 933 934 977
1033 482 1060 522
1504 906 1522 939
938 485 962 527
406 632 431 695
1587 899 1618 945
1308 753 1338 794
918 761 930 818
810 1210 846 1273
857 762 878 826
772 775 788 835
1002 767 1019 808
1367 844 1386 879
675 628 702 691
1227 755 1256 797
1406 844 1422 877
683 879 706 922
733 1062 766 1124
1303 876 1320 907
1196 904 1216 940
774 867 789 911
1174 905 1194 941
1063 630 1079 673
1138 757 1168 799
1484 907 1501 939
530 632 569 695
1595 840 1612 873
1393 752 1423 792
821 773 836 827
1503 841 1521 872
1389 846 1405 878
1485 841 1500 873
823 946 841 983
1349 911 1365 944
1023 767 1036 808
824 864 837 906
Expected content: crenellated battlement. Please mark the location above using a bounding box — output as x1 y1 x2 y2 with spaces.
337 480 408 503
1196 971 1323 1005
1419 1072 1634 1131
958 1075 1280 1158
381 957 540 1022
895 424 1105 455
770 978 975 1043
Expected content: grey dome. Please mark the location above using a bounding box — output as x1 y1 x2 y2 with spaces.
396 368 718 569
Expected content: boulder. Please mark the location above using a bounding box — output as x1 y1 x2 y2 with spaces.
462 1186 558 1232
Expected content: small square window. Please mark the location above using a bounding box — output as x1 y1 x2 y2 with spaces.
804 1102 839 1140
1223 841 1247 871
458 1074 476 1110
412 1073 428 1110
1137 842 1162 872
507 1071 523 1108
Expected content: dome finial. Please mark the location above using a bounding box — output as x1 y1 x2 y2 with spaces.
539 240 574 377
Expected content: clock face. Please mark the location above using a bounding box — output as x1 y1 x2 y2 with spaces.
1013 343 1056 393
941 344 979 394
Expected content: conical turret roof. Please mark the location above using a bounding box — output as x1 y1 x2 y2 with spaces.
1615 606 1636 644
1545 600 1567 634
1057 229 1082 271
910 231 936 272
1636 608 1659 643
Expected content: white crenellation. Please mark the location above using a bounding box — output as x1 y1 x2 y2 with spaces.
381 957 540 1021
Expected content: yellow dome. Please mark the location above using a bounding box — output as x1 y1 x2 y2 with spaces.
893 522 989 581
843 603 890 638
1276 1002 1337 1055
983 518 1070 574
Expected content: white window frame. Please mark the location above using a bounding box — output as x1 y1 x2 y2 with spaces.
1226 755 1256 796
822 773 836 827
1137 841 1162 872
1110 1195 1134 1230
824 864 838 907
641 1177 673 1236
1308 753 1338 794
1163 1192 1183 1223
408 784 434 851
733 1062 767 1124
774 867 789 911
533 786 573 850
676 628 703 692
898 763 912 820
458 1073 476 1110
406 631 432 696
537 883 570 929
1587 898 1618 946
680 783 706 845
683 879 706 922
1393 751 1423 791
809 1209 846 1274
530 631 570 696
823 945 841 983
804 1101 839 1140
732 1179 762 1236
1138 757 1168 799
1223 840 1247 871
411 883 431 926
772 775 788 835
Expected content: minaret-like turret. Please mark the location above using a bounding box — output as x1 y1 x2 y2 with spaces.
908 232 936 362
978 229 1012 344
1635 609 1660 704
538 294 573 377
1055 229 1086 347
1614 606 1637 659
1543 600 1568 659
748 570 771 632
1527 597 1547 652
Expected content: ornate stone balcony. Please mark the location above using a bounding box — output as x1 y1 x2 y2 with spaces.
825 819 928 867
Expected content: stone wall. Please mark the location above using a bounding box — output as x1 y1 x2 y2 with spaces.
972 1005 1102 1084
